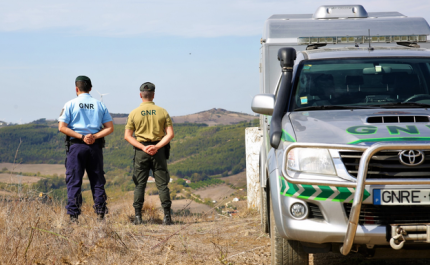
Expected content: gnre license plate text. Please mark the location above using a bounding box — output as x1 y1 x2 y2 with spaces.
373 189 430 205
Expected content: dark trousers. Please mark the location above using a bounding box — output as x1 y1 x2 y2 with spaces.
65 143 108 215
133 145 171 214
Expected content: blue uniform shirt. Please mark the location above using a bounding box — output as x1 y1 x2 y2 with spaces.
58 93 112 138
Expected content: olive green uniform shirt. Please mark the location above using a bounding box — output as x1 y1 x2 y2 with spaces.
125 102 173 142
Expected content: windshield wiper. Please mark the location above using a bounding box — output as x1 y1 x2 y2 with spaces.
376 102 430 108
295 105 379 111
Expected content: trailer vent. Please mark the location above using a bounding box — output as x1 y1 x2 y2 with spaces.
313 5 368 19
344 204 430 225
339 151 430 179
367 116 429 123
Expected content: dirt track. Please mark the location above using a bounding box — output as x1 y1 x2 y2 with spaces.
0 163 65 175
222 171 247 187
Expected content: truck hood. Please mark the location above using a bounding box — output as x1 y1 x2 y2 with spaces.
289 109 430 145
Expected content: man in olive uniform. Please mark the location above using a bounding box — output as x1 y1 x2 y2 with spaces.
58 76 114 223
124 82 175 225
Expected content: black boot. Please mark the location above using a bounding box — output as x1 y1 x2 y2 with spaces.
69 214 79 224
97 213 105 222
134 215 143 225
134 208 142 225
163 208 172 225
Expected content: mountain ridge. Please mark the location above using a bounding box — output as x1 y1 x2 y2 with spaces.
112 108 257 126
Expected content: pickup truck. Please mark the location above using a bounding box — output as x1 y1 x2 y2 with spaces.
250 5 430 265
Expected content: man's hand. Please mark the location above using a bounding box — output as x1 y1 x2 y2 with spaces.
84 134 95 145
143 145 159 156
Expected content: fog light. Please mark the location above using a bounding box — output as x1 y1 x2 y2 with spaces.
290 203 307 219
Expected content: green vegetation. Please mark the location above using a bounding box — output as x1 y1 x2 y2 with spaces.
33 176 69 201
188 178 224 190
169 123 246 177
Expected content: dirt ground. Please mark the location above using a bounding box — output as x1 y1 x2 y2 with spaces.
0 163 65 175
194 184 237 201
222 171 247 188
0 174 42 184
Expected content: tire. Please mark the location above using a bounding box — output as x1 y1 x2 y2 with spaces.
261 184 269 233
270 192 309 265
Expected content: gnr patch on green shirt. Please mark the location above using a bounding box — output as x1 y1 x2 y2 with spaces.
125 102 173 142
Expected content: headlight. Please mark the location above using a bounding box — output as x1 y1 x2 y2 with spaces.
287 148 336 175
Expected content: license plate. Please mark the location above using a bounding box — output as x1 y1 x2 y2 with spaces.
373 189 430 205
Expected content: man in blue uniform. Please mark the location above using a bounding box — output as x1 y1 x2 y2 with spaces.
58 75 114 223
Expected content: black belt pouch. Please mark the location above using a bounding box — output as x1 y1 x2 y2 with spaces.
165 143 171 160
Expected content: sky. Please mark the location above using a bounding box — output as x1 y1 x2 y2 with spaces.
1 0 430 123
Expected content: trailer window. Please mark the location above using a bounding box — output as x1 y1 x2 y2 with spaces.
291 58 430 110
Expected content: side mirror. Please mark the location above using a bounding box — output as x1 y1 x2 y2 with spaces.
251 94 275 115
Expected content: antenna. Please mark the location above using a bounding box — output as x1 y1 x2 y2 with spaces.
96 90 109 103
368 29 374 51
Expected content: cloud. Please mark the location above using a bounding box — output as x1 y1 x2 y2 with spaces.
0 0 429 37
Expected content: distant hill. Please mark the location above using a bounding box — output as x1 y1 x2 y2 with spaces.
172 108 257 126
112 108 257 126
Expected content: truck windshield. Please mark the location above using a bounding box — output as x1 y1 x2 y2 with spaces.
292 58 430 111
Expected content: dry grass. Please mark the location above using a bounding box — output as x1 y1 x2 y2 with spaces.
0 193 270 265
3 194 430 265
0 174 43 184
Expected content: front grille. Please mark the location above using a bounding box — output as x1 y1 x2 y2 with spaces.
308 202 324 220
339 151 430 179
344 203 430 225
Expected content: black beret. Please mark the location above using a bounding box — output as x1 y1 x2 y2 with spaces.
140 82 155 91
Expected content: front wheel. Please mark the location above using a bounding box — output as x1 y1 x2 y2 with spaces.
270 192 309 265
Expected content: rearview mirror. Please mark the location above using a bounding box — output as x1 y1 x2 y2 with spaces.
251 94 275 115
363 66 392 74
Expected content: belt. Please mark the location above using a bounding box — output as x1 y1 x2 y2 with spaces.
70 139 84 144
70 138 104 145
140 141 160 145
134 141 160 150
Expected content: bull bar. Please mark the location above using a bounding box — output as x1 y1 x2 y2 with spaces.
281 142 430 256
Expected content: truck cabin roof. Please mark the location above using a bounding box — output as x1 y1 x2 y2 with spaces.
302 47 430 60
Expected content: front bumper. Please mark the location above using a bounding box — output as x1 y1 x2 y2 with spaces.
281 196 388 245
279 142 430 255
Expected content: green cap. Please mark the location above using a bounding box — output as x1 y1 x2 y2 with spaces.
140 82 155 91
76 75 91 82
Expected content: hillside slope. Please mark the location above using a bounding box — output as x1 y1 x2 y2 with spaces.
0 122 248 177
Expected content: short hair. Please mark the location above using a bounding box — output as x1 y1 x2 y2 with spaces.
141 91 154 99
75 80 92 92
